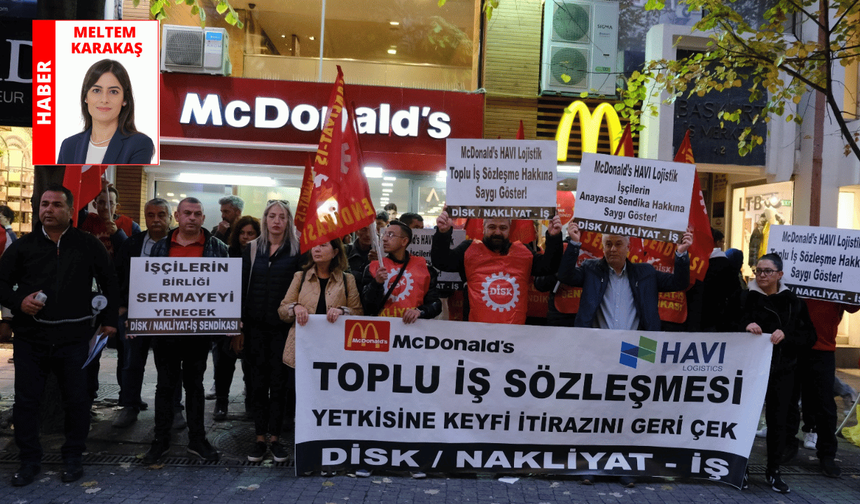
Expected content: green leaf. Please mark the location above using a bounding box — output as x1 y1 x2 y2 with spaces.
216 1 228 15
438 0 447 6
191 5 198 15
561 74 571 83
226 12 237 25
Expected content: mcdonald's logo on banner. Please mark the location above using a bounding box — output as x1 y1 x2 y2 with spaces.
344 320 391 352
555 101 628 161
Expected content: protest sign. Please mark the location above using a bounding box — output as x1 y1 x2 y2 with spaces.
127 257 241 335
409 228 465 290
32 20 159 165
295 317 771 488
766 225 860 304
574 153 695 242
445 139 557 220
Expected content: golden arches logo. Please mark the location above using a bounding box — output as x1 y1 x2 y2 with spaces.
344 319 390 352
555 101 627 161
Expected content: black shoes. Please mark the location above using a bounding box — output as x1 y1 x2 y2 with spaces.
11 462 40 487
187 439 220 462
213 398 228 421
112 407 139 428
270 441 289 463
766 469 790 493
172 408 187 430
248 441 267 462
143 439 170 465
61 461 84 483
821 458 841 478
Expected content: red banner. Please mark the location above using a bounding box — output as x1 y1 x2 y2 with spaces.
62 165 107 226
298 67 375 253
676 130 714 284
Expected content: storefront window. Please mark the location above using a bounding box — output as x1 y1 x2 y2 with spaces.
154 181 300 227
730 180 794 277
0 128 34 235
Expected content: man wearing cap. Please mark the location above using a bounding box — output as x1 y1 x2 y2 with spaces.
362 220 441 323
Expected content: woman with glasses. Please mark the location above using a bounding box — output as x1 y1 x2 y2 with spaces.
730 253 816 494
241 200 302 463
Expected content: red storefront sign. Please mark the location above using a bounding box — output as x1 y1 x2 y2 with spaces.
160 73 484 170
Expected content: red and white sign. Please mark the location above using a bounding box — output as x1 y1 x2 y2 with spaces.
32 20 159 165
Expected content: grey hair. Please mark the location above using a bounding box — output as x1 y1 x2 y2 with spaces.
145 197 172 215
256 200 299 256
602 234 630 246
218 195 244 212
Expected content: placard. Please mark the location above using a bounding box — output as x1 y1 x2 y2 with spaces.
295 317 771 488
574 153 695 241
127 257 241 335
409 228 465 290
766 225 860 304
32 20 159 165
445 139 557 220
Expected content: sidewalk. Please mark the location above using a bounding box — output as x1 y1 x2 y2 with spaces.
1 343 860 503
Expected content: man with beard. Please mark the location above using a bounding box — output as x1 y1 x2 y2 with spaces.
431 210 562 324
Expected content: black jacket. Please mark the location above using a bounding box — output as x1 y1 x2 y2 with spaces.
116 231 152 307
242 240 303 328
0 224 120 340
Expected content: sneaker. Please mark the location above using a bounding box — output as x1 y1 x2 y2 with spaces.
756 425 767 438
172 409 187 430
143 439 170 465
411 471 426 479
112 407 139 428
247 441 267 462
355 468 372 477
205 383 216 400
820 458 841 478
11 462 40 487
61 460 84 483
843 393 858 415
270 441 289 463
803 431 818 450
213 398 228 421
187 439 220 462
766 469 790 494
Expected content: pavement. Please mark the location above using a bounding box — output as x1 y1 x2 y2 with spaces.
1 342 860 503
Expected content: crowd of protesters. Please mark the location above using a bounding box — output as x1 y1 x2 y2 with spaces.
0 185 858 494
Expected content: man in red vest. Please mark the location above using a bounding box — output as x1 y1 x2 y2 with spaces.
431 210 563 324
362 220 441 322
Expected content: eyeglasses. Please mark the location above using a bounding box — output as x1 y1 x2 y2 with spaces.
382 231 406 239
754 268 779 276
267 199 289 207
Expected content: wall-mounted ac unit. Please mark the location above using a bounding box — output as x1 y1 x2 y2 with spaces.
540 0 619 96
161 25 231 76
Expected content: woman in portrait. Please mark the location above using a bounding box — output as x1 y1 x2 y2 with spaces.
57 59 154 165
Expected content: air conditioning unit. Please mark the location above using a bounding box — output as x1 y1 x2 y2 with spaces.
541 0 619 96
161 25 231 76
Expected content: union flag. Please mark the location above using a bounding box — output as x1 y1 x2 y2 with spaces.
62 165 107 226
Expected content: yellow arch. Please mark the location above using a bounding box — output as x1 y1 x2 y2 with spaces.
555 101 626 161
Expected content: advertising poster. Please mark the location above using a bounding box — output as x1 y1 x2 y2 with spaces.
445 139 557 220
127 257 242 335
409 228 465 291
766 224 860 304
32 19 159 165
575 153 695 242
295 316 771 488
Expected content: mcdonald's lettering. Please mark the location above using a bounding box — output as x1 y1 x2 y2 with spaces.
555 101 626 161
345 320 390 352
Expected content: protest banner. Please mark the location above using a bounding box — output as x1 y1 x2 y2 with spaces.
766 225 860 304
409 228 465 291
127 257 241 335
32 20 159 165
295 316 771 488
445 139 557 220
574 153 695 242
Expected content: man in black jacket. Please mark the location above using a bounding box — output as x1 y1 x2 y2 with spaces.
0 184 119 486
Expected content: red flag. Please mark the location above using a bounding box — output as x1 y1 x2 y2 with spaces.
298 66 375 253
62 165 107 226
516 120 524 140
613 124 634 157
293 154 314 230
674 130 713 284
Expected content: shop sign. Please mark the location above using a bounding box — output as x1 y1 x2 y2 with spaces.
0 20 31 127
555 101 626 161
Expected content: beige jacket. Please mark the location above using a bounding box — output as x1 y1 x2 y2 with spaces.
278 266 363 367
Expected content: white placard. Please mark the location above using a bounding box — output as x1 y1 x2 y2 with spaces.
574 153 696 241
766 225 860 304
409 228 466 290
295 316 771 488
445 139 557 220
127 257 242 335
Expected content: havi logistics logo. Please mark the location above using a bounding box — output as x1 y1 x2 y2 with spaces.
344 320 390 352
620 336 657 369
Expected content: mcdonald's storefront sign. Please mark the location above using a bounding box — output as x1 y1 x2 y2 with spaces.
344 320 391 352
555 101 628 162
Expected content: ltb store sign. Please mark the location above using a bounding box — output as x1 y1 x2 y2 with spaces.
179 92 453 138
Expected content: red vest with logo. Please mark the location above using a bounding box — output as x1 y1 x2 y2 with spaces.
368 255 431 318
464 240 533 324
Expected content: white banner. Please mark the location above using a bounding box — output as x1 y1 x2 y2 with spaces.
295 317 771 487
445 139 557 220
574 153 695 241
766 224 860 304
409 228 465 290
127 257 242 335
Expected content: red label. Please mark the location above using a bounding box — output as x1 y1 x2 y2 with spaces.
344 320 390 352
